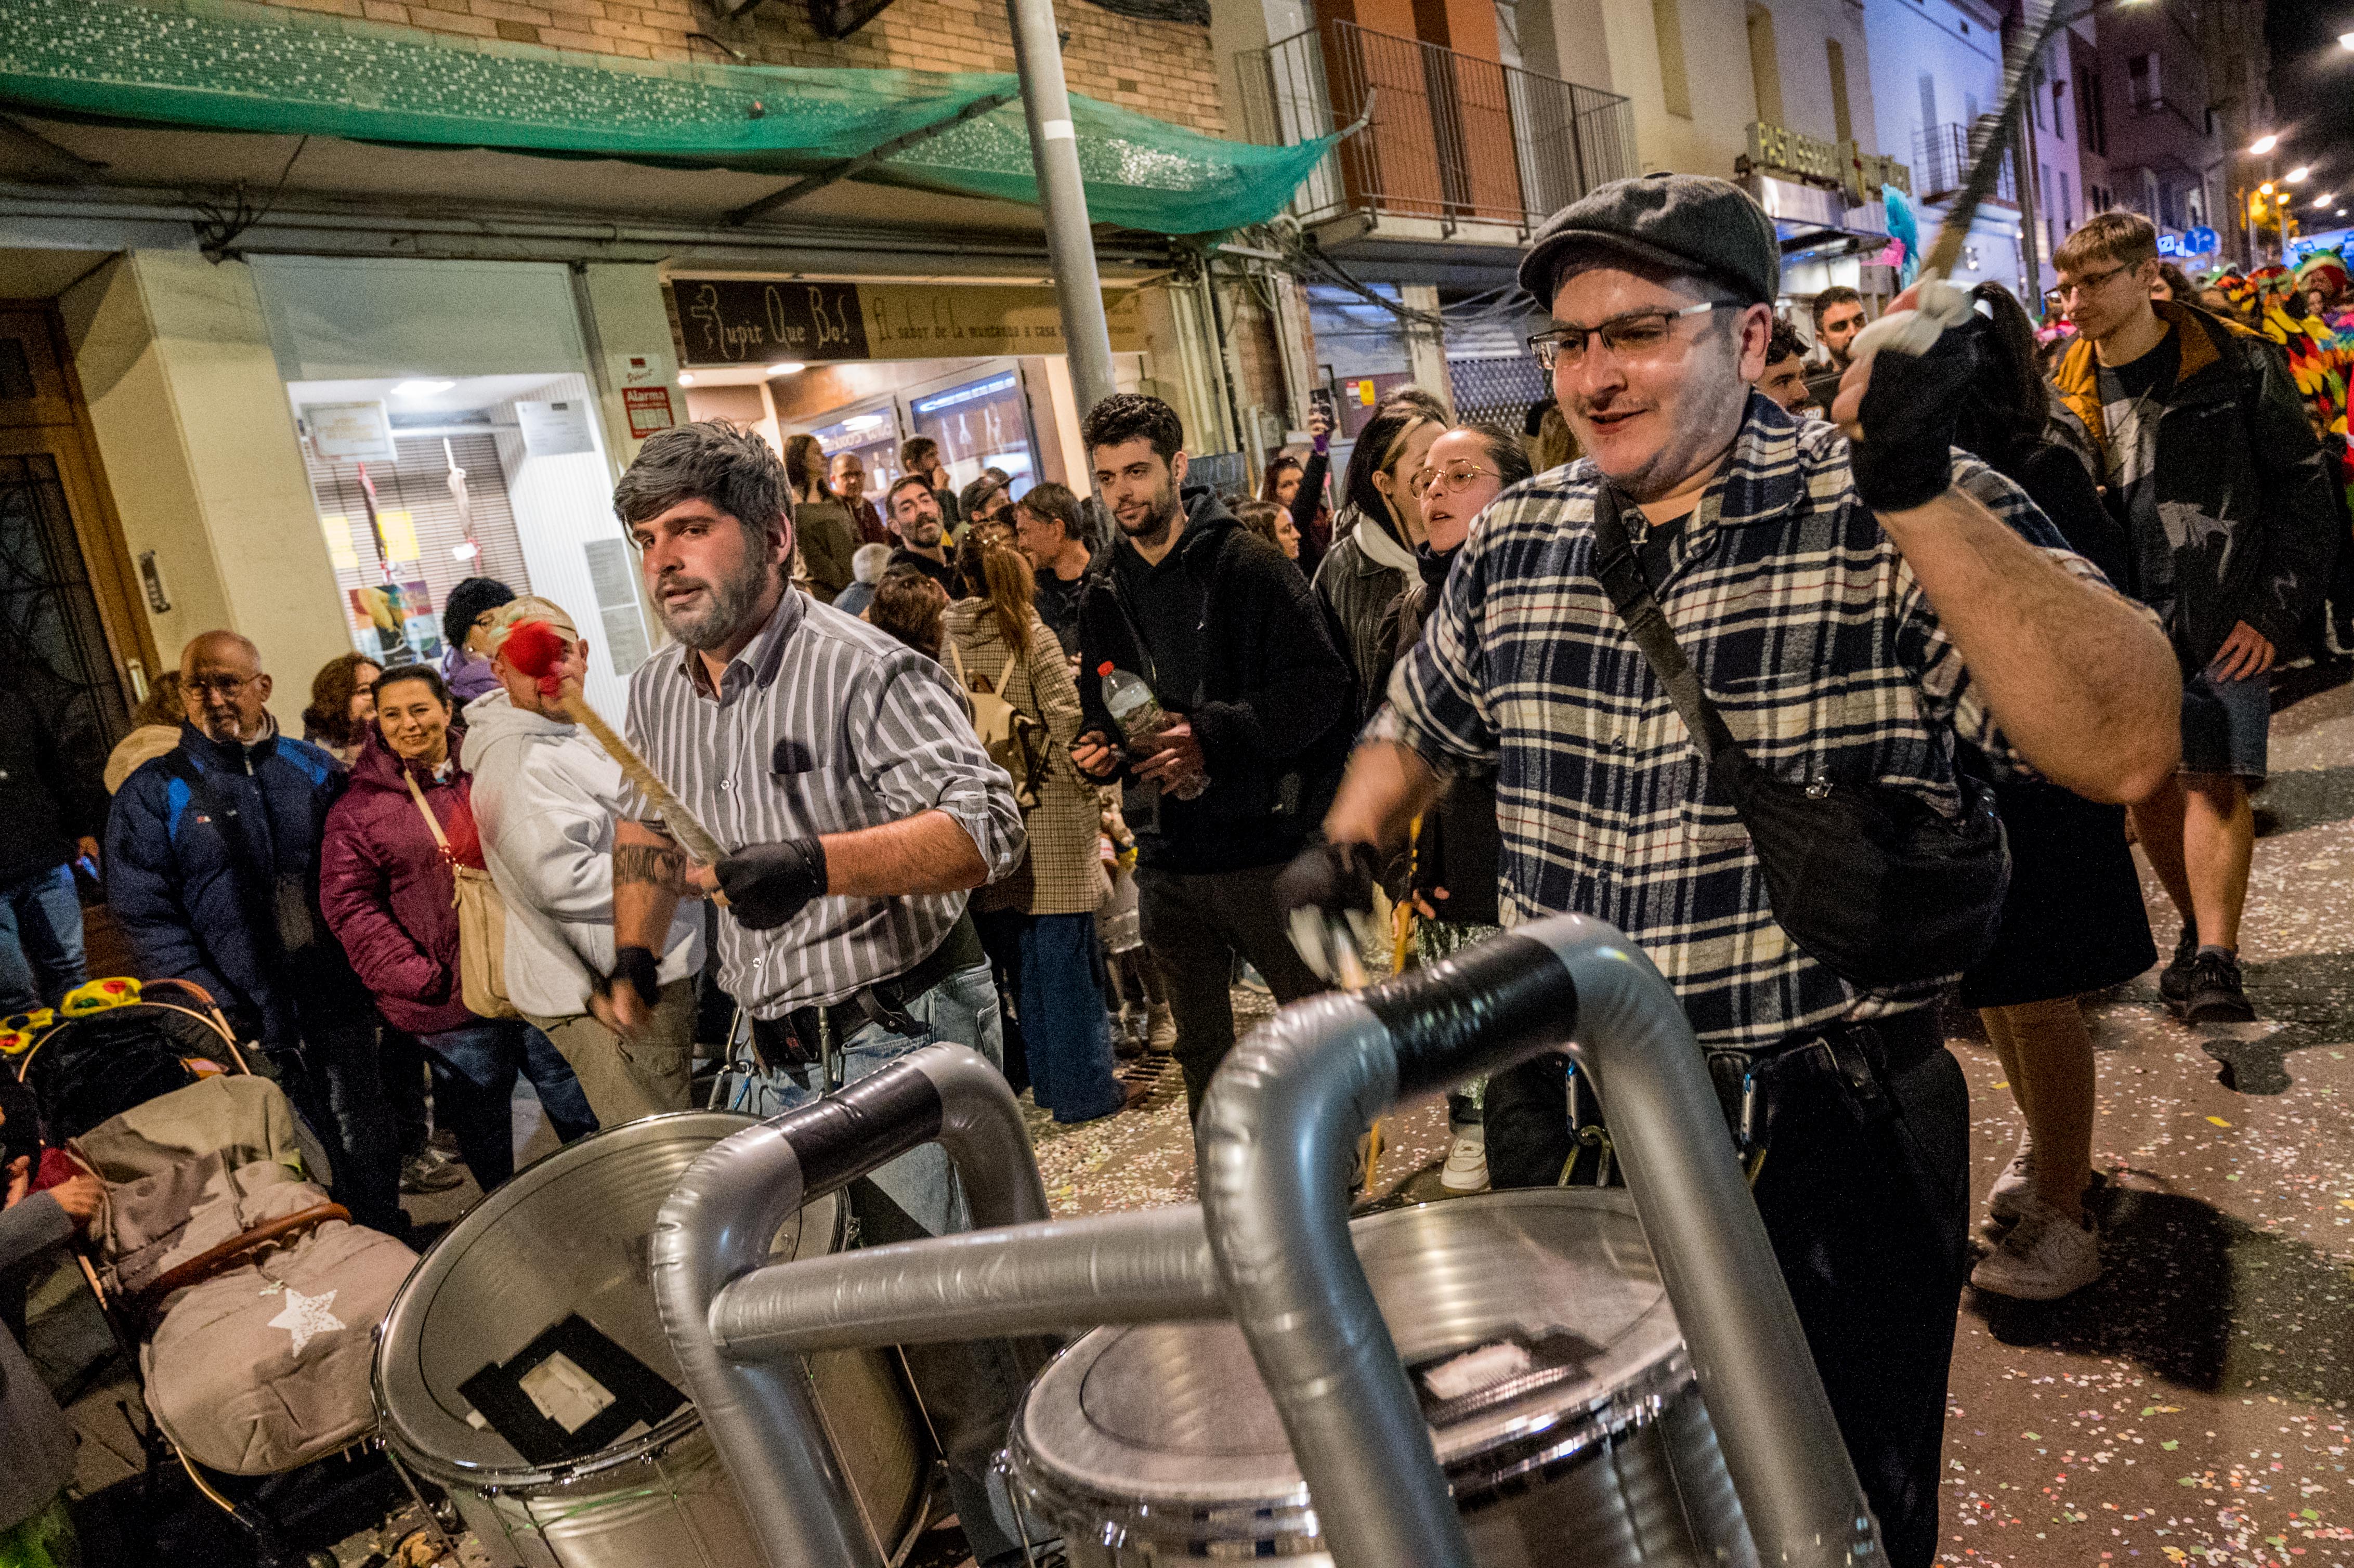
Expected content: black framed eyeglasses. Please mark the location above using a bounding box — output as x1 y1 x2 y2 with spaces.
1528 302 1736 371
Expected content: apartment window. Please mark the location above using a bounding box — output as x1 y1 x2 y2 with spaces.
1653 0 1692 119
2127 52 2157 110
1918 72 1938 137
1827 38 1854 142
2060 169 2075 228
2052 77 2068 140
2077 57 2108 153
2032 66 2048 130
1746 5 1785 128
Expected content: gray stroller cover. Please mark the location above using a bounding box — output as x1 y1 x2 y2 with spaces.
74 1074 419 1474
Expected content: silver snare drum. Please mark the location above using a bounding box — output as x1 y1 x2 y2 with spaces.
375 1112 932 1568
1009 1188 1756 1567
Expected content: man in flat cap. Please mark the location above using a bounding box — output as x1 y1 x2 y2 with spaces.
1279 173 2181 1566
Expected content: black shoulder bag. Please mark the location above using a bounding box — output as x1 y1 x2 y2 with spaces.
1588 486 2009 989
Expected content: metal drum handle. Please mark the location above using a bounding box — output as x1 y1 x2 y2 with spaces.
1194 912 1885 1568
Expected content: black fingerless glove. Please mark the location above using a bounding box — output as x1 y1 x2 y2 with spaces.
717 838 829 931
1848 322 1982 514
605 945 662 1011
1272 839 1381 923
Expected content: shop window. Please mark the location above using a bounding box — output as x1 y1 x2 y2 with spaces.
910 372 1040 497
809 406 905 500
291 371 647 717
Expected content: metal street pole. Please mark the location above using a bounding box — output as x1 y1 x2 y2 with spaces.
1004 0 1119 423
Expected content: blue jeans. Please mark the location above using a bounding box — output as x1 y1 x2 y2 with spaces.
749 962 1030 1564
416 1019 598 1192
0 864 84 1014
1010 914 1124 1123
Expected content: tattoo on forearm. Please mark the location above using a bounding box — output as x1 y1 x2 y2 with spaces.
616 843 686 893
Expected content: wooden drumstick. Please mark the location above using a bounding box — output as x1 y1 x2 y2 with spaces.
499 619 726 869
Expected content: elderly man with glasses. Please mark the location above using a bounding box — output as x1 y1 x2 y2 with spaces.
105 631 404 1235
1278 172 2181 1568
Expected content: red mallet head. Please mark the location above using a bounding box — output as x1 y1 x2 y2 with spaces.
500 618 571 698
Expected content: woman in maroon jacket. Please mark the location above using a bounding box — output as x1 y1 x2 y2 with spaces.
319 664 595 1193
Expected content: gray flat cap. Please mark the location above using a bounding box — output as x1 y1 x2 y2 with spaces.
1519 172 1781 308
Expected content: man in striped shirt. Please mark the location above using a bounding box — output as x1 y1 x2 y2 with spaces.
599 420 1032 1566
1278 175 2180 1567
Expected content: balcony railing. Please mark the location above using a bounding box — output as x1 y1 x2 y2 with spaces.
1238 21 1637 234
1912 121 2019 206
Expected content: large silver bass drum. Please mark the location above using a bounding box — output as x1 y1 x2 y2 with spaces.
1008 1187 1756 1567
375 1111 932 1568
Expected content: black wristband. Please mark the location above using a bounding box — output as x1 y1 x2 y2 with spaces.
717 838 830 932
609 945 661 1010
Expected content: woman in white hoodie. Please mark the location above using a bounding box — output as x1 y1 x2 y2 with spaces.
460 599 706 1126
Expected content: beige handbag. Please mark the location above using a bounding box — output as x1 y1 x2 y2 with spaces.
404 770 519 1020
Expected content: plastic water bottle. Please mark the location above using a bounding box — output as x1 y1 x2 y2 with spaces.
1098 663 1207 800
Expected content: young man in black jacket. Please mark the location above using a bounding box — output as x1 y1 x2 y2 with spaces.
1070 394 1358 1114
2051 211 2340 1024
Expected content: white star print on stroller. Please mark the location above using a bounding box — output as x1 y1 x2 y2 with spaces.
12 977 419 1560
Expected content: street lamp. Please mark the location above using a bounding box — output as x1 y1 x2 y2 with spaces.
2253 133 2280 154
2288 165 2312 184
2340 30 2354 47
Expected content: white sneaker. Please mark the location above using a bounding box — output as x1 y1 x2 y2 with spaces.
1989 1141 2104 1226
1970 1199 2100 1300
1987 1132 2036 1223
1441 1128 1490 1193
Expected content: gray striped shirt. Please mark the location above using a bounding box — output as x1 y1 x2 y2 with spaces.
622 587 1025 1016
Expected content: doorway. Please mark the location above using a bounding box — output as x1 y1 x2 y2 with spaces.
0 304 151 749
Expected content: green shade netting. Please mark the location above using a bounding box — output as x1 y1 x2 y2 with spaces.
0 0 1336 234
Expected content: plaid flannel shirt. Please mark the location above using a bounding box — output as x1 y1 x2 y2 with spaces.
1370 397 2120 1053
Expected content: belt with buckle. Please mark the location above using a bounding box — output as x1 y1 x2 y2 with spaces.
754 911 985 1066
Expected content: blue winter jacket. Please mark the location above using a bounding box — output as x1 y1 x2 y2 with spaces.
104 722 370 1047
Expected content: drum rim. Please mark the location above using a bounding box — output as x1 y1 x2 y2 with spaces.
375 1109 781 1489
1006 1187 1696 1549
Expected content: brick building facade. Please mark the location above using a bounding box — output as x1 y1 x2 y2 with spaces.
256 0 1227 136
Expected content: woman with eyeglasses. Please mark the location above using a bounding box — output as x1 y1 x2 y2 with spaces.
1389 424 1545 1195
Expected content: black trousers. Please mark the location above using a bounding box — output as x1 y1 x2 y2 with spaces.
1748 1020 1969 1568
1134 862 1327 1116
1491 1011 1968 1568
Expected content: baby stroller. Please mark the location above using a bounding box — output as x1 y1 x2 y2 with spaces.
11 978 424 1567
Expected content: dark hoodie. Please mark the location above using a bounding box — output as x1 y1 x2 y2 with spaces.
1076 488 1357 874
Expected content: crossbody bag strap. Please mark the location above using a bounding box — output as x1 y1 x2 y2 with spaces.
401 768 452 854
401 769 463 910
1587 486 1754 781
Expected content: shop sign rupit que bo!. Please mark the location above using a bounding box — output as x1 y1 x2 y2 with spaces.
664 277 1148 368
